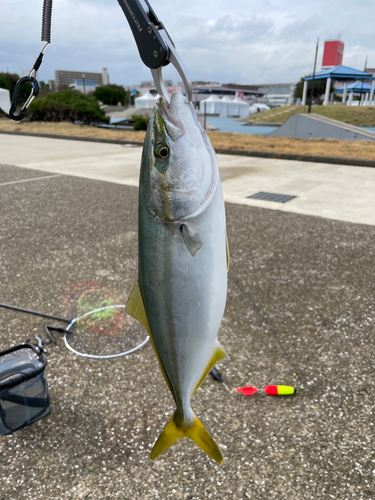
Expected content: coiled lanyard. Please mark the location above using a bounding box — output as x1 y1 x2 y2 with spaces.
1 0 192 120
0 0 53 121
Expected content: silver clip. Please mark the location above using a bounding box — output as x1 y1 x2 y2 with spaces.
151 31 192 104
34 335 47 353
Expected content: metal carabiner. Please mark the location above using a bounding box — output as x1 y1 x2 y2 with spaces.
7 41 49 121
9 75 40 122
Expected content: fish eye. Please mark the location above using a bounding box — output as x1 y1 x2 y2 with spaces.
155 144 170 160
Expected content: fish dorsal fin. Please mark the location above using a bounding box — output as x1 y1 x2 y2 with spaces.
126 281 176 402
226 236 230 272
193 342 228 395
181 224 202 257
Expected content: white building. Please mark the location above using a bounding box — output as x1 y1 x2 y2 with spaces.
0 88 11 113
134 91 159 109
233 96 251 118
219 96 238 116
54 68 109 90
199 95 222 114
70 80 97 94
249 103 271 115
257 83 296 106
200 95 250 118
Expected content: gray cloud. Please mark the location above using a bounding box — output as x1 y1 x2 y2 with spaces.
1 0 375 87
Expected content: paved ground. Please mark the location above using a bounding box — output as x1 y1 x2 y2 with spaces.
0 139 374 499
1 134 375 226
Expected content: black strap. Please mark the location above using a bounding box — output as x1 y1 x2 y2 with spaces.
0 393 49 408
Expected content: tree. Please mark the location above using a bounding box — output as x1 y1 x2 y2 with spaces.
28 90 109 124
37 81 51 98
294 76 326 103
93 84 127 106
0 72 32 106
39 81 50 91
132 114 150 130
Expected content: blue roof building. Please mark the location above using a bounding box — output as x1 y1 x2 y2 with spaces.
301 65 375 106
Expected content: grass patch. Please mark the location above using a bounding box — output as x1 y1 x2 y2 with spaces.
245 105 375 127
0 119 146 143
1 119 375 160
208 132 375 160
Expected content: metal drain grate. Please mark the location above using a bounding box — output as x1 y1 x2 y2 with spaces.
247 191 297 203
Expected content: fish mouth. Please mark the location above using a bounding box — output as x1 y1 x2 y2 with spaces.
154 95 185 142
155 91 210 144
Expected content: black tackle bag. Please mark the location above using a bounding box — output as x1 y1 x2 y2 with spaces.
0 343 51 435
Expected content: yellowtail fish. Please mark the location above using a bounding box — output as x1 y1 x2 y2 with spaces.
126 91 229 463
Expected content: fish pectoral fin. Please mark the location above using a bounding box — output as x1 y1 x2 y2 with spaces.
125 281 176 403
151 412 223 464
193 342 228 394
181 224 202 257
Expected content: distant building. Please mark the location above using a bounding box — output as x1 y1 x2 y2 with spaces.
139 79 173 88
222 83 260 92
192 84 265 104
130 80 297 107
70 80 97 94
256 83 296 106
55 68 109 90
48 79 56 92
191 81 221 87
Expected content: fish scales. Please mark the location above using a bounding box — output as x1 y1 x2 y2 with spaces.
126 91 228 463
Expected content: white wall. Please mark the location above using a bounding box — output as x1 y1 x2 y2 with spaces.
0 89 11 113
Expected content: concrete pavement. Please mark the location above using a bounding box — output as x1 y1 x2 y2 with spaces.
0 160 374 499
1 133 375 498
1 134 375 226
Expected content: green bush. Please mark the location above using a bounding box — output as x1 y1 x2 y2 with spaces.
28 90 109 124
93 84 127 106
132 114 150 130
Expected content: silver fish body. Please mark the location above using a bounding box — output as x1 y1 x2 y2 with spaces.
126 91 228 462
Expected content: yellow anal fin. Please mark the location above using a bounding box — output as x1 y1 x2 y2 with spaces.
125 281 176 402
226 236 230 272
125 281 150 330
193 342 228 395
151 412 223 464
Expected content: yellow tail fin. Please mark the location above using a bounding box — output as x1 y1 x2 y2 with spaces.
150 412 223 464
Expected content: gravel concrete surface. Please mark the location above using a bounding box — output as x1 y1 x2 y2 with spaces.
0 163 374 500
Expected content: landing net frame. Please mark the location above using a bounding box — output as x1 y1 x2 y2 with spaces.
64 305 149 359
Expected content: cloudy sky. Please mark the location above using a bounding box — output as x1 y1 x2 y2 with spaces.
1 0 375 87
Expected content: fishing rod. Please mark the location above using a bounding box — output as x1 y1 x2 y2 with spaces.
1 0 192 121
